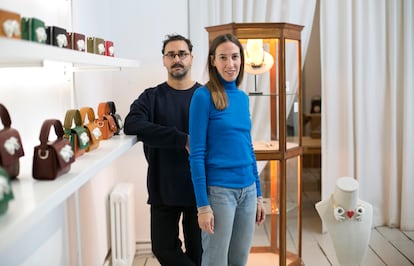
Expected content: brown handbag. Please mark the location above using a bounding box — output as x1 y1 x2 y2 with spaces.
96 102 117 140
0 103 25 179
0 9 21 39
107 101 123 135
63 109 90 158
79 107 101 152
33 119 75 180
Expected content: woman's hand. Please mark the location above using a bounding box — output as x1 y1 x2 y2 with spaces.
256 197 266 225
198 206 214 234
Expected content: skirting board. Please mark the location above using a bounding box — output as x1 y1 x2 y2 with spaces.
103 241 153 266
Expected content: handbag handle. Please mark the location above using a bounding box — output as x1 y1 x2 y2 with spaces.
39 119 65 145
107 101 117 114
97 102 110 119
63 109 82 130
0 103 12 129
79 107 96 124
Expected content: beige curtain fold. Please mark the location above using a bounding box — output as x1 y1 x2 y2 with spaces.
320 0 414 230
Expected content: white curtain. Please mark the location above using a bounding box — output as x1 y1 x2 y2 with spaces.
320 0 414 230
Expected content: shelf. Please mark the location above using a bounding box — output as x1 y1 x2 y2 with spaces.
0 135 137 253
0 37 140 69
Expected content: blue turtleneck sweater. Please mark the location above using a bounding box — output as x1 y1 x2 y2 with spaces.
189 79 262 208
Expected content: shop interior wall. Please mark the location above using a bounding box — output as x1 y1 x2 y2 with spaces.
0 0 190 265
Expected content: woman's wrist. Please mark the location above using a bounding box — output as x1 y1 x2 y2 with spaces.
198 205 213 216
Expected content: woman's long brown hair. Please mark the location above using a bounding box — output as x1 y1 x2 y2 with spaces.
206 33 245 110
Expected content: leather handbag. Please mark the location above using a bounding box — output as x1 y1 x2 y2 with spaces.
63 109 90 158
0 9 21 39
20 17 47 43
104 40 114 57
96 102 117 140
107 101 123 135
0 166 13 215
33 119 75 180
46 26 68 48
67 32 86 51
87 37 105 55
79 107 102 152
0 103 25 179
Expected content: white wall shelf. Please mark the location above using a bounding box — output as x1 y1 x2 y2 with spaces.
0 135 137 253
0 37 140 69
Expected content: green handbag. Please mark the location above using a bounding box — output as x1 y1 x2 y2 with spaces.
0 167 14 215
64 109 90 158
20 17 47 43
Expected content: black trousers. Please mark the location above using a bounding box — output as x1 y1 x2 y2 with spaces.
150 204 202 266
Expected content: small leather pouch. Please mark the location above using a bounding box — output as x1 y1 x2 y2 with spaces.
0 103 24 180
67 32 86 51
46 26 68 48
87 37 105 55
96 102 117 140
33 119 75 180
21 17 47 43
107 101 123 135
0 9 21 39
104 40 114 57
63 109 90 158
0 167 13 215
79 107 102 152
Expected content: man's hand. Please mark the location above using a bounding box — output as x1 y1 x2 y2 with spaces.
185 135 190 154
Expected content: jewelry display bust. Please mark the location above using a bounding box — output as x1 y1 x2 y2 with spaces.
315 177 373 266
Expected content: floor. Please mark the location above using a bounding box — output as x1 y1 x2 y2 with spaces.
132 168 414 266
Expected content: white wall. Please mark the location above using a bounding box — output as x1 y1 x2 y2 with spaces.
0 0 192 265
72 0 192 264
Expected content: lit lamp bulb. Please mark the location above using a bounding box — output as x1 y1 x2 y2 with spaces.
244 39 274 75
246 39 265 67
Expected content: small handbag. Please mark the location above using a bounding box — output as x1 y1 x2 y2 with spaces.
0 166 14 215
67 32 86 51
20 17 47 43
46 26 68 48
0 103 25 179
0 9 21 39
96 102 117 140
87 37 105 55
63 109 90 158
33 119 75 180
104 40 114 57
79 107 102 152
107 101 123 135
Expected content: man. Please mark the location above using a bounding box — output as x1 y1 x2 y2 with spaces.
124 34 202 266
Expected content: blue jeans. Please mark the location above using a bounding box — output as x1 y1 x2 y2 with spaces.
202 183 257 266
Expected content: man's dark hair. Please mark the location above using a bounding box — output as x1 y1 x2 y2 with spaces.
161 34 193 54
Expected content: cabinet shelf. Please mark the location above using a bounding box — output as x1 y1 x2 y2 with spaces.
0 37 140 69
0 135 137 253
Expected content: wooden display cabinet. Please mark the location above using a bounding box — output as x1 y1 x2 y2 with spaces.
205 23 304 266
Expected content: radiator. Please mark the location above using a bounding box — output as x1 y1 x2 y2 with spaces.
110 183 136 266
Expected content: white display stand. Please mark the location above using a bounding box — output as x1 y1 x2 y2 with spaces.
0 135 137 253
315 177 373 266
0 35 140 264
0 37 140 70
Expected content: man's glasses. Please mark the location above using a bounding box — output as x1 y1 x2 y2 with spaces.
163 51 190 60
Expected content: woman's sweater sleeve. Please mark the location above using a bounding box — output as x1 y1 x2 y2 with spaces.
189 88 210 207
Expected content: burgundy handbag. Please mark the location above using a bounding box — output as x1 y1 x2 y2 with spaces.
0 103 25 179
33 119 75 180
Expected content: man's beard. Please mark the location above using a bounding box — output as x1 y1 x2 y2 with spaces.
170 65 188 80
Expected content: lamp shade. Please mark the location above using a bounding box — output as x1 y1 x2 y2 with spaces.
244 39 274 75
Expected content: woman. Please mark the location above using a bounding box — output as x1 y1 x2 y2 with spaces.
189 33 266 266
